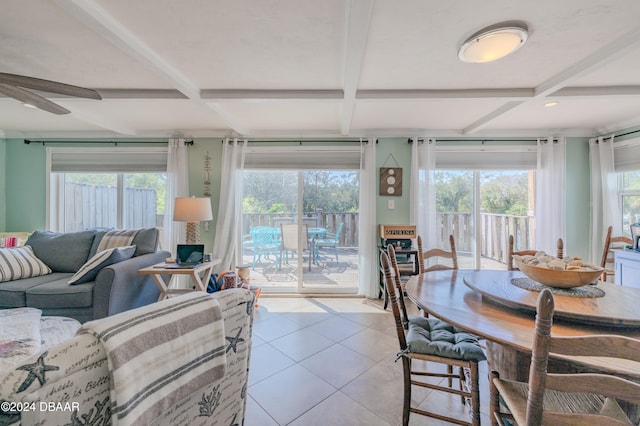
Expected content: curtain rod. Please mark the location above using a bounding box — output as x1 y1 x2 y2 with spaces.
23 139 194 146
610 129 640 139
236 139 365 144
407 138 549 144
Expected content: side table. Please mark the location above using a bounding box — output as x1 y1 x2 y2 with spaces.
138 260 220 301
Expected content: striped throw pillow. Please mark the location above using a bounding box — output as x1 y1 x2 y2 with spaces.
68 245 136 285
96 229 139 253
0 246 52 282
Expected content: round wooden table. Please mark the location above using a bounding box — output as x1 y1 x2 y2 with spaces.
404 269 640 382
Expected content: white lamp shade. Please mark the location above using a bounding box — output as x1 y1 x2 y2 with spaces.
173 197 213 222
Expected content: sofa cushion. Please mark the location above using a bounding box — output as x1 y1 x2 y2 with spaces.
25 278 93 309
0 273 74 308
96 229 139 252
0 246 52 282
26 230 97 272
90 228 159 258
68 245 136 285
131 228 160 256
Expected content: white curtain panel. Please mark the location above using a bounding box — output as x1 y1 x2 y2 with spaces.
589 135 620 263
212 138 246 273
535 137 566 255
410 138 438 249
163 138 189 254
358 138 377 297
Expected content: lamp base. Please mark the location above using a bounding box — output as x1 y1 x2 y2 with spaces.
186 221 200 245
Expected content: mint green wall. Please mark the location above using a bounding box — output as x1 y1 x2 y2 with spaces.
376 138 412 226
5 140 46 231
0 139 6 230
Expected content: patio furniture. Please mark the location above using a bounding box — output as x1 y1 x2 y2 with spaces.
280 223 312 271
249 226 281 270
314 222 343 263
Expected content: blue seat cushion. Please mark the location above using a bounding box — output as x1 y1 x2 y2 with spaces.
407 316 486 361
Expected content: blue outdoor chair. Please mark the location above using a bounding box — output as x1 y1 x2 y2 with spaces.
314 222 344 263
250 226 281 269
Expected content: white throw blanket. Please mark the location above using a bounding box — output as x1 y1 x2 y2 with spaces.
0 308 42 371
78 293 227 426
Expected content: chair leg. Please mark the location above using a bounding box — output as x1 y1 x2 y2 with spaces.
334 245 338 262
402 357 412 426
469 361 481 426
489 370 500 426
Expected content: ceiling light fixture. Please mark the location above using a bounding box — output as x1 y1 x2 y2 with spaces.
544 101 558 107
458 22 528 63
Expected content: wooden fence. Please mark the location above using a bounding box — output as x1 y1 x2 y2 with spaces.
65 183 158 231
243 212 534 264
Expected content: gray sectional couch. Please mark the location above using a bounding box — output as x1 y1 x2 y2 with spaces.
0 228 170 323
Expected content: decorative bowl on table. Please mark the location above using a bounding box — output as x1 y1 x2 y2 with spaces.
514 255 604 288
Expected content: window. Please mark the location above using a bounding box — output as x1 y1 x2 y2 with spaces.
621 171 640 235
47 147 167 232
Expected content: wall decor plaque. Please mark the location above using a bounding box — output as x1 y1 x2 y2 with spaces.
379 167 402 196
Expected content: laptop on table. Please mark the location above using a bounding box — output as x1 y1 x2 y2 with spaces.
165 244 205 268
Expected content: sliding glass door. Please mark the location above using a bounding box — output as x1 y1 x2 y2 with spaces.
435 169 534 269
241 168 359 293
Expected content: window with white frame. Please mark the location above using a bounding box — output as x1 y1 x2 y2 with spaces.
47 147 168 232
614 138 640 236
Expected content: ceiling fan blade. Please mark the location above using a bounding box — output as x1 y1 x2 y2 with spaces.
0 72 102 100
0 83 71 115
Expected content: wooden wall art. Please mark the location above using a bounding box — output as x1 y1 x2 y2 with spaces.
379 167 402 196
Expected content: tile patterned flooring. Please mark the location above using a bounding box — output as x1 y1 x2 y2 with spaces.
246 296 491 425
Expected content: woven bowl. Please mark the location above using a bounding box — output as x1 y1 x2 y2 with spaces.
515 259 603 288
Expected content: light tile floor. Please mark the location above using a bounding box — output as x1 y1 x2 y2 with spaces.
246 296 491 425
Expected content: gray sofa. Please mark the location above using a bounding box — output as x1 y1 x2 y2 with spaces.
0 228 170 323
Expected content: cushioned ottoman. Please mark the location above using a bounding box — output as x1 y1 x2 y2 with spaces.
0 308 81 371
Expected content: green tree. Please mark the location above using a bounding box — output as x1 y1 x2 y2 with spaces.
435 171 472 213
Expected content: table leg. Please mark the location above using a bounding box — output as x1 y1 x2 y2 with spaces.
150 274 172 301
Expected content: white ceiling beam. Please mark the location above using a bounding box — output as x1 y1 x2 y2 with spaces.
552 86 640 98
357 88 534 100
55 0 251 136
341 0 374 135
463 24 640 134
201 89 344 102
463 101 524 135
54 0 200 100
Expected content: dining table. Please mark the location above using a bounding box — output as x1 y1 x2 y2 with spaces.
404 269 640 382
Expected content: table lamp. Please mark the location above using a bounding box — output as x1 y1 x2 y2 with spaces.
173 196 213 244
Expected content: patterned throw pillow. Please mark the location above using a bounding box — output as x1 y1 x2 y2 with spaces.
68 245 136 285
96 229 139 252
0 246 52 282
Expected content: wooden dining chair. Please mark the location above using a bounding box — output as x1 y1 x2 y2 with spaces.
507 235 538 271
381 246 485 426
600 225 633 282
490 288 640 426
507 235 565 270
417 234 458 272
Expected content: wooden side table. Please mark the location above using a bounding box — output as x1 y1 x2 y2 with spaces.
138 260 220 301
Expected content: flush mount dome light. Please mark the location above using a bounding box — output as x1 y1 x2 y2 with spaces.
459 22 528 63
